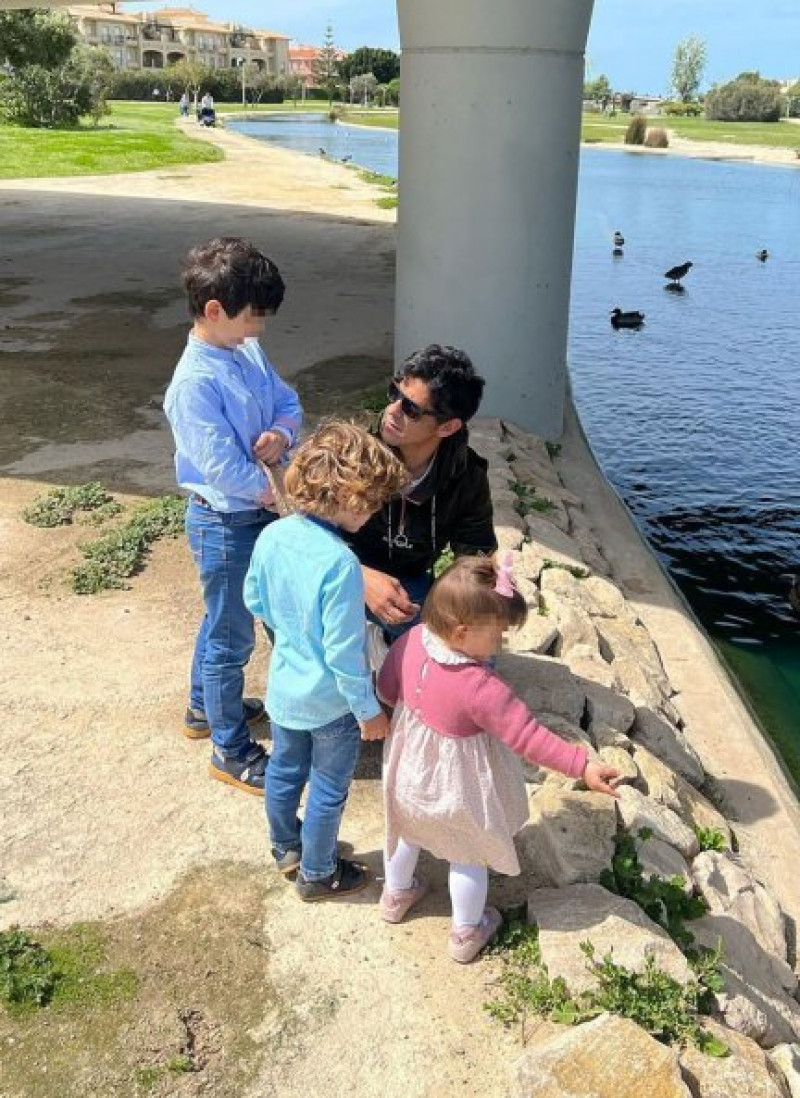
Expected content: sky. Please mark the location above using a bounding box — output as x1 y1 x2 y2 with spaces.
127 1 800 94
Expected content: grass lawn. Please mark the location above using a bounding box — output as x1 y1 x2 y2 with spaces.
581 111 800 151
0 100 222 178
342 110 399 130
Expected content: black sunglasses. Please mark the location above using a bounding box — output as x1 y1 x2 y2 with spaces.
387 380 439 422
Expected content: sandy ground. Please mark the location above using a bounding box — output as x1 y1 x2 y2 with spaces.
594 134 800 167
2 122 799 1097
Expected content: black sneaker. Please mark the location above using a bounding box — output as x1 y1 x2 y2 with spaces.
183 698 266 741
295 858 370 902
208 742 268 796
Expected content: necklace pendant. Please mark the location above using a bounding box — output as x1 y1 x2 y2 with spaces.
393 532 411 549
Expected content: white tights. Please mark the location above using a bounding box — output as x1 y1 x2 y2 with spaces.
385 837 488 928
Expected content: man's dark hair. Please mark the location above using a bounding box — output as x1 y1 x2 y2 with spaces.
397 344 485 423
182 237 285 319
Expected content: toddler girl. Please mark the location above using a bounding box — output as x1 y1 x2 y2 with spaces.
377 555 620 961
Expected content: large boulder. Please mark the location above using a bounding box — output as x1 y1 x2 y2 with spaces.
548 604 599 658
616 786 700 859
691 914 800 1048
691 852 794 993
566 506 613 578
528 883 693 995
635 832 692 894
562 646 616 689
495 652 586 727
632 746 733 845
613 655 666 710
521 520 587 579
519 788 617 888
515 1014 691 1098
630 707 705 788
680 1020 792 1098
506 614 559 656
583 681 636 733
768 1045 800 1098
594 617 666 681
598 745 639 784
589 719 634 752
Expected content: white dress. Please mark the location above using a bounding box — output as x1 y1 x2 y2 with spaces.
383 628 529 876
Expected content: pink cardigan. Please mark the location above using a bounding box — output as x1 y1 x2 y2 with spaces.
377 626 588 779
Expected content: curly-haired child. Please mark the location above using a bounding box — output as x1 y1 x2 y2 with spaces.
244 421 407 901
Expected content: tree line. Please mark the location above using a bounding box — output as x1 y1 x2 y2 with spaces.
585 35 797 123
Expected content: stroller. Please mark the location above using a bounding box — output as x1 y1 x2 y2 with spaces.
198 106 216 127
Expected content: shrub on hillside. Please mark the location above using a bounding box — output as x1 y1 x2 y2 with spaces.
705 73 783 122
644 127 669 148
624 114 647 145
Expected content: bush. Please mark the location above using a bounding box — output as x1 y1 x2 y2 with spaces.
107 65 285 104
662 101 702 117
624 114 647 145
644 127 669 148
0 43 113 126
705 76 783 122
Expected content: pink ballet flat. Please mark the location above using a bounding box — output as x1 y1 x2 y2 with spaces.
379 877 429 924
448 906 503 964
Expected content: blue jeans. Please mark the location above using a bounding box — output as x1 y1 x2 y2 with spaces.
186 498 277 758
267 712 362 880
366 572 433 641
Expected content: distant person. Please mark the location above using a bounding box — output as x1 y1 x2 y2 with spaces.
376 556 621 962
199 91 215 127
179 92 189 117
244 421 407 900
151 86 161 100
164 237 302 796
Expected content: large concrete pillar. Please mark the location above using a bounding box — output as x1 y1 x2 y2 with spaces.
395 1 593 437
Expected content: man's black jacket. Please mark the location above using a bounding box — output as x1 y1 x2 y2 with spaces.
346 427 498 579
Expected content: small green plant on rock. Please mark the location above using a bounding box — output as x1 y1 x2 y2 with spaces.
484 917 727 1055
599 829 707 950
22 482 122 528
694 826 728 853
541 559 590 580
545 441 562 459
511 482 556 517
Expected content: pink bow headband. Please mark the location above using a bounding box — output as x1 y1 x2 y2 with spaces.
494 552 516 598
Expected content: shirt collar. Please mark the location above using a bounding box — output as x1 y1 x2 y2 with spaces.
188 332 237 363
421 626 477 666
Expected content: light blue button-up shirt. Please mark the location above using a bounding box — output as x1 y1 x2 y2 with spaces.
164 333 303 512
244 513 381 730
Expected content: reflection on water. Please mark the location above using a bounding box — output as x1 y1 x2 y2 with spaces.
229 113 399 177
235 118 800 775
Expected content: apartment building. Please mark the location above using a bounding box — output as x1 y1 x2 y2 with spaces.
67 4 290 75
288 43 345 90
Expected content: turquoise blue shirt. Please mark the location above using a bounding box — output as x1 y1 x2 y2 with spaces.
244 513 381 730
164 333 302 513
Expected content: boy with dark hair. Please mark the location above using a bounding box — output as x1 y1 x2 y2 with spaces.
165 237 302 795
347 343 498 639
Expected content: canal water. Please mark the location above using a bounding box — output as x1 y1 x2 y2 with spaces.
231 114 800 780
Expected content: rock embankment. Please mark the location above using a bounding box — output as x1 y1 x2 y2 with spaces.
470 418 800 1098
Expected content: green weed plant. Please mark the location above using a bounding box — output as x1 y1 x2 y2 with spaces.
71 495 186 594
599 829 707 950
485 917 727 1056
22 482 122 528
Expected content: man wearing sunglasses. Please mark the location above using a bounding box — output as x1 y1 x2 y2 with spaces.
347 344 497 637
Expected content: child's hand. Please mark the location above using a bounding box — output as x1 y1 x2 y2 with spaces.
360 712 390 741
583 761 622 798
254 430 288 466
